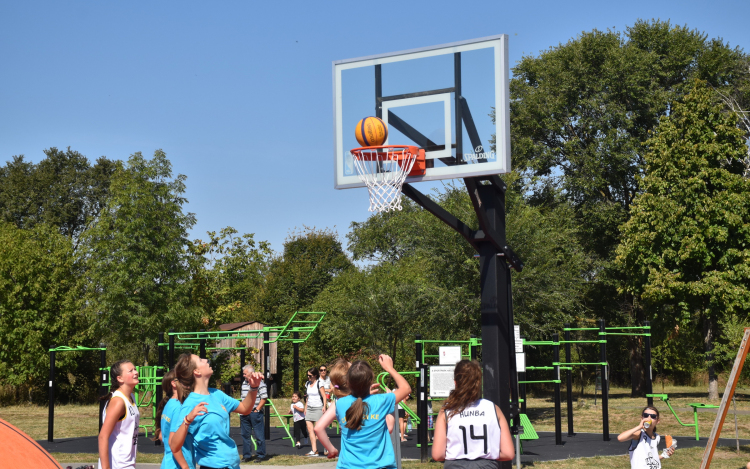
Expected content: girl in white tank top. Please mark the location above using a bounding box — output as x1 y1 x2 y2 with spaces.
98 360 140 469
431 360 515 468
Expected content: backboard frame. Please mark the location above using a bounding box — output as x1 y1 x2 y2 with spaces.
333 34 510 190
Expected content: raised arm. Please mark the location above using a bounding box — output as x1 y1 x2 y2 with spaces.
617 418 646 442
234 371 264 415
379 355 411 402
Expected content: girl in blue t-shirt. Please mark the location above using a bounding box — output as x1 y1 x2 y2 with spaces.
315 355 410 469
153 370 191 469
169 353 264 469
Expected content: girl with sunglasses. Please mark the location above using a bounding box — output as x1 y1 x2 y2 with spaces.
304 367 327 456
617 406 676 468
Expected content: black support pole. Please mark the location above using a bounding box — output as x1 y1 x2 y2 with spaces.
375 64 382 119
293 331 300 393
48 348 55 442
564 324 574 436
240 348 246 386
168 329 175 369
264 330 271 440
100 346 107 432
553 334 562 445
475 182 514 469
416 335 428 462
454 52 463 164
199 330 206 360
600 319 610 441
470 336 477 361
644 320 653 407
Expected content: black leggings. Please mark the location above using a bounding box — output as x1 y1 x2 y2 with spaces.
294 419 309 442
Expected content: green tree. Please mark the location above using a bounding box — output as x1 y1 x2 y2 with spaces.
81 150 200 362
510 19 749 394
616 80 750 399
0 147 116 244
0 222 93 398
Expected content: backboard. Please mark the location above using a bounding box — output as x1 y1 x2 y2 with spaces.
333 35 510 190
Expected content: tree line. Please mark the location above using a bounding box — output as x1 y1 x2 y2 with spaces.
0 19 748 403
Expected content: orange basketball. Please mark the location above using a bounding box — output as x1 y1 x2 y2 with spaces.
0 418 62 469
355 117 388 147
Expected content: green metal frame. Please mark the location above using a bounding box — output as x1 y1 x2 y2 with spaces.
49 346 106 352
647 394 719 441
376 371 421 425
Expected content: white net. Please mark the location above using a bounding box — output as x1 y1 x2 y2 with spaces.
351 146 418 212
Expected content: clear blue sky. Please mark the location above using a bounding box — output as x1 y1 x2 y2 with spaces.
1 1 747 252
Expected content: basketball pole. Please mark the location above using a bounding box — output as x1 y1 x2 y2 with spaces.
402 176 523 469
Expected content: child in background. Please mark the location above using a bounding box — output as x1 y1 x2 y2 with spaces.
291 392 308 448
315 355 410 469
617 406 676 469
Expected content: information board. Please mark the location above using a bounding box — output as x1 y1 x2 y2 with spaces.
439 346 462 365
429 365 456 397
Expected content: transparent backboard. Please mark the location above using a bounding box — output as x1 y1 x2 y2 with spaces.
333 35 510 189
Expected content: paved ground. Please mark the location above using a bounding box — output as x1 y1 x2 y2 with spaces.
42 427 750 466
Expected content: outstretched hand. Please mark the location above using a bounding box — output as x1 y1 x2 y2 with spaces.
247 371 264 388
378 354 395 372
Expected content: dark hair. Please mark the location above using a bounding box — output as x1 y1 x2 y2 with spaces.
329 358 351 399
642 406 660 433
153 369 178 441
442 360 482 419
174 353 198 403
99 360 133 402
345 360 374 430
292 391 302 399
307 367 319 380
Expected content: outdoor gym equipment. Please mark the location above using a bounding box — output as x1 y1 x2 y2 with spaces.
47 345 107 442
646 393 720 441
161 311 326 445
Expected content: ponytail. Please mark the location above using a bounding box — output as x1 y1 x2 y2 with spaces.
344 360 374 431
99 360 132 403
174 353 197 403
152 369 177 441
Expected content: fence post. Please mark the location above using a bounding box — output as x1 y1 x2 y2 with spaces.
264 329 271 440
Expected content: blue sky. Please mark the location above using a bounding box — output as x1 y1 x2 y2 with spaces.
1 1 748 253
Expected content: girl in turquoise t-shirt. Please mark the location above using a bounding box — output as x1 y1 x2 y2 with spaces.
153 370 191 469
169 353 264 469
315 355 410 469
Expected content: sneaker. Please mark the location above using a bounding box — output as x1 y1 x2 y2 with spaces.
296 442 301 448
306 451 318 457
243 457 253 462
324 450 329 455
254 458 264 464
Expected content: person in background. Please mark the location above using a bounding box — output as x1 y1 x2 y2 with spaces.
617 406 675 469
240 365 268 463
304 367 327 456
291 391 308 448
319 364 332 402
153 370 191 469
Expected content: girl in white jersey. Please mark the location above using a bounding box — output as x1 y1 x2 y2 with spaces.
432 360 514 468
617 406 675 469
98 360 140 469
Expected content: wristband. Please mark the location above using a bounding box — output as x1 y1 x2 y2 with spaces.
250 386 259 391
183 416 193 426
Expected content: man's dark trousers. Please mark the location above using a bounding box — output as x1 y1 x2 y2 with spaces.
240 412 266 460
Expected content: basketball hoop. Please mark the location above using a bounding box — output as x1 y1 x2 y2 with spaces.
350 145 426 213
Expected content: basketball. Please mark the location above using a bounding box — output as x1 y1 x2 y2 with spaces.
355 117 388 147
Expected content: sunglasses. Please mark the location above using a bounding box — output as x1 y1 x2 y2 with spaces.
320 369 326 372
643 412 658 419
307 374 313 377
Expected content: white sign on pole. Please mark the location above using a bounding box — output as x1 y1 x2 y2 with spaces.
439 346 462 365
430 365 456 397
514 325 523 353
516 353 526 372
